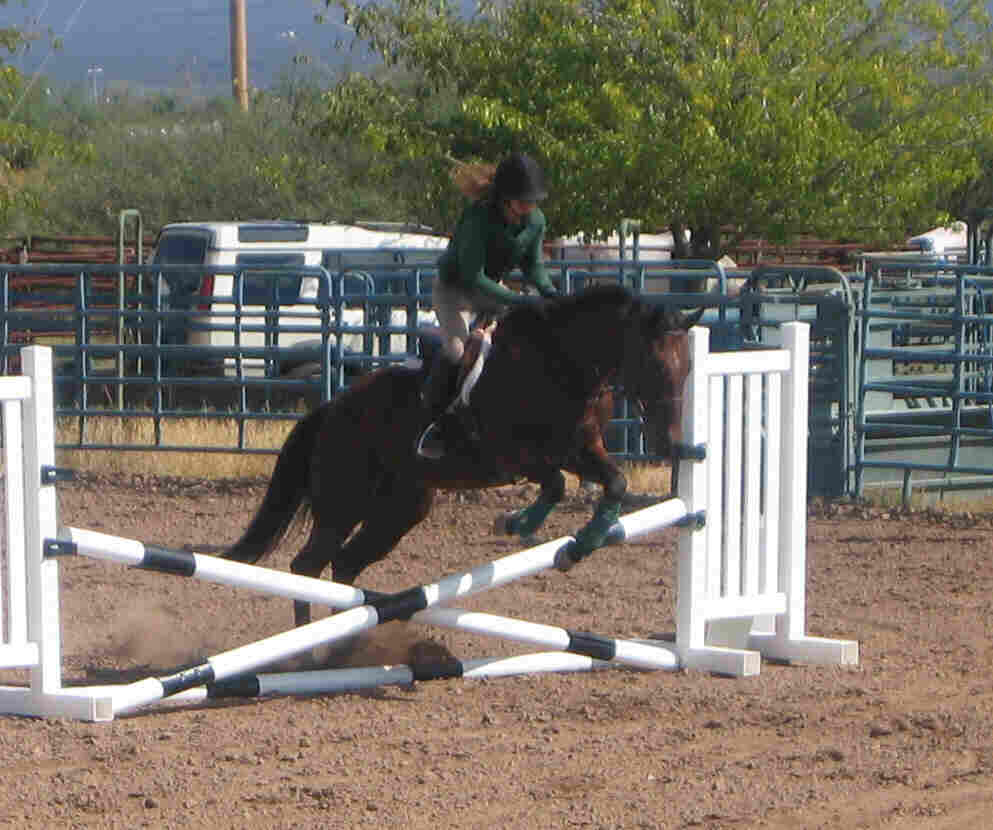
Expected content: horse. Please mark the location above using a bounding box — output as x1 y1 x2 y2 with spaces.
222 284 699 626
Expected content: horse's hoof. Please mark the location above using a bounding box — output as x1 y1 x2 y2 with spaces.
493 510 534 538
501 503 553 538
554 542 581 572
494 513 513 535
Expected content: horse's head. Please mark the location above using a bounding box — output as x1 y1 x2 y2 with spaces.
623 305 702 461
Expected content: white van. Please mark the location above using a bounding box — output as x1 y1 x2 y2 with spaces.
149 220 446 377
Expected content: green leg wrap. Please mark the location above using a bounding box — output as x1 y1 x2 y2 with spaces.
504 497 557 538
571 501 623 561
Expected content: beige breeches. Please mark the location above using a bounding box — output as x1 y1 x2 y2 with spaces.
432 279 503 362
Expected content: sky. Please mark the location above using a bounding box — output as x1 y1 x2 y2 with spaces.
0 0 375 94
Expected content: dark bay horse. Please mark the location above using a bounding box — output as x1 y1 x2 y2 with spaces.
223 285 698 625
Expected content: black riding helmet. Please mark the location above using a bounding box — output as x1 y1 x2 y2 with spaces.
493 152 547 202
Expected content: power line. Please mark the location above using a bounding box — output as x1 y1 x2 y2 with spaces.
8 0 91 119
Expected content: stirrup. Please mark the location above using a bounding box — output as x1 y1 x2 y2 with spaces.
416 421 447 460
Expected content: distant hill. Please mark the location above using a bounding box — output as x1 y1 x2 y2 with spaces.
0 0 473 96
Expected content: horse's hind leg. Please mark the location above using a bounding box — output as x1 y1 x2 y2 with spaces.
291 516 358 627
288 478 431 627
496 466 566 539
333 480 434 585
288 481 432 668
288 469 432 625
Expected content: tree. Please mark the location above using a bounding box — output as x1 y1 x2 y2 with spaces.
926 45 993 263
317 0 993 255
0 3 85 231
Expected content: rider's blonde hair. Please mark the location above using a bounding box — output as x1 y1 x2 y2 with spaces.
451 161 497 201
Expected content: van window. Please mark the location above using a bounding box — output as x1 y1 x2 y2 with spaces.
235 253 307 304
152 233 208 265
322 251 387 299
152 233 209 298
238 222 309 243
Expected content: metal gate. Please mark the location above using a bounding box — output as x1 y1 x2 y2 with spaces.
854 258 993 501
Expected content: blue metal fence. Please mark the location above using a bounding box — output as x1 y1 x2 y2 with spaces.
1 257 858 497
853 258 993 500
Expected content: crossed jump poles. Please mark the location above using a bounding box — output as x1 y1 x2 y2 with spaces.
51 498 693 716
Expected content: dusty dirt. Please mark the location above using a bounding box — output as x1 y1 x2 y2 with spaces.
3 475 993 829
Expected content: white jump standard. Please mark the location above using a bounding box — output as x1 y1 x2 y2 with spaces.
672 322 858 676
1 324 858 722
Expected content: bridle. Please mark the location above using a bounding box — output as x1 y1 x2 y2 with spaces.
621 316 684 425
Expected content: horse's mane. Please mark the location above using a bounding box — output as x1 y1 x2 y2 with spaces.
546 283 636 321
492 285 642 387
554 284 692 331
502 284 637 335
489 283 692 402
496 284 691 366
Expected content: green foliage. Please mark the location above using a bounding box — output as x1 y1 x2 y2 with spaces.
320 0 993 253
0 6 91 230
0 1 26 56
16 87 421 235
1 65 90 231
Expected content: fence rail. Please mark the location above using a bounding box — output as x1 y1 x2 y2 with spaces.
0 258 866 499
853 258 993 500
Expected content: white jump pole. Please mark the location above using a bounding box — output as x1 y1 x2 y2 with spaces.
55 527 367 609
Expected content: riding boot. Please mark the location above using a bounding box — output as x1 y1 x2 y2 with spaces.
417 352 460 459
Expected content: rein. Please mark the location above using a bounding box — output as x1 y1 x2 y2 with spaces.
619 313 684 422
621 315 653 419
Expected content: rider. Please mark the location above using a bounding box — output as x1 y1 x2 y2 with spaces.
418 152 560 459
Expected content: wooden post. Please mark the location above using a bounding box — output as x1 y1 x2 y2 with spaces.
230 0 249 112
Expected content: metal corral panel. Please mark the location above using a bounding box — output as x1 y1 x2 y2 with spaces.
735 266 856 498
854 259 993 502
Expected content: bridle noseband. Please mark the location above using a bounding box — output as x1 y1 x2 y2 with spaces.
620 318 684 424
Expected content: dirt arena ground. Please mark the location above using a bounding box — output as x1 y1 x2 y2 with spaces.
3 474 993 829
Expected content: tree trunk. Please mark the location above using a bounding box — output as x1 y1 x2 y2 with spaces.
685 224 721 292
669 222 690 259
966 218 980 265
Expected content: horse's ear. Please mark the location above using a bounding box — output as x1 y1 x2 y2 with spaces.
676 307 706 329
645 305 668 331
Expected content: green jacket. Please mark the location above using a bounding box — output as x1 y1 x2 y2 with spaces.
437 199 557 305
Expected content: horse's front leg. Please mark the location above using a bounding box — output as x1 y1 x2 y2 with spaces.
495 466 566 539
560 434 626 569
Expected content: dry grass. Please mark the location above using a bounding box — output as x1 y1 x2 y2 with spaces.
45 416 676 493
859 483 993 512
53 414 296 480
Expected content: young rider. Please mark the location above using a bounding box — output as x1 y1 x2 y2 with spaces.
418 152 560 459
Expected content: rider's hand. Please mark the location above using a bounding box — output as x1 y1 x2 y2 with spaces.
518 294 553 317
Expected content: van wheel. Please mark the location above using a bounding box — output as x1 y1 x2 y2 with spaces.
282 361 322 379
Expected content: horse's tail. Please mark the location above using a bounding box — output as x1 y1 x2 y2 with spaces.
222 407 323 564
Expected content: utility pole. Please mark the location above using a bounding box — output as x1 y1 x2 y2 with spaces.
230 0 249 111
